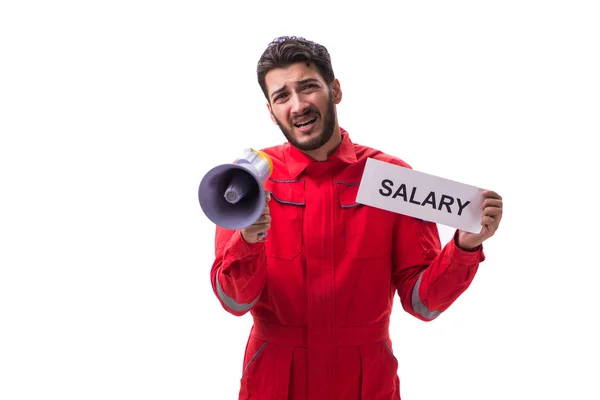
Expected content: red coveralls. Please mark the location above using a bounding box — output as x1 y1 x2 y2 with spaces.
210 129 485 399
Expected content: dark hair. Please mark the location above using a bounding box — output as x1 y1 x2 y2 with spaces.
257 36 335 101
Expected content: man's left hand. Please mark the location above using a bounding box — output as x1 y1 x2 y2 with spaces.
457 190 503 250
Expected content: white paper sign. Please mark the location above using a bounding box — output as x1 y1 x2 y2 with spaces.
356 158 484 234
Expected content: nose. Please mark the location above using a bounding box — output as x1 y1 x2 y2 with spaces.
290 93 310 116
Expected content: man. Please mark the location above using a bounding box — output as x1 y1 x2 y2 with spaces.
209 36 503 400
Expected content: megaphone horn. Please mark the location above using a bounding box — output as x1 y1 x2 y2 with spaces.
198 148 273 231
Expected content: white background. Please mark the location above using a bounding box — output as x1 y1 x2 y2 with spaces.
1 1 599 399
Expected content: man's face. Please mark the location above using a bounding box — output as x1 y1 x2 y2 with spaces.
265 62 341 151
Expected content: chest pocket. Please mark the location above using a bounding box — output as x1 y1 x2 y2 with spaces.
265 179 305 261
337 182 393 259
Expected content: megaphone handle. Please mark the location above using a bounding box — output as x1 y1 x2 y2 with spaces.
257 231 267 242
256 190 270 242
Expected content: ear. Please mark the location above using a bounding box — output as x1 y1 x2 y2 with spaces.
332 79 342 104
267 102 277 125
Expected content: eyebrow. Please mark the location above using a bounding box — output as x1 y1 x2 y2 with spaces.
270 78 321 100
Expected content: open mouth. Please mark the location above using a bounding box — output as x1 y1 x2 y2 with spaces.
293 115 318 131
294 118 316 127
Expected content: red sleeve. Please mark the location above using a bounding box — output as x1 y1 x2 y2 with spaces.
391 215 485 321
209 226 268 316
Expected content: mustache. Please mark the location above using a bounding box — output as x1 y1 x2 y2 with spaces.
292 107 319 122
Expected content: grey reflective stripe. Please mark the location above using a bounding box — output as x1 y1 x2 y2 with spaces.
215 269 259 312
242 342 268 377
333 180 359 186
335 181 360 207
270 192 305 206
269 178 305 183
411 273 441 320
382 340 398 363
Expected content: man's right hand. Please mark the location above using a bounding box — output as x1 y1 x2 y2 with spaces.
240 191 271 243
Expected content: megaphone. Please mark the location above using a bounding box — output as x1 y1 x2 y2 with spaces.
198 148 273 231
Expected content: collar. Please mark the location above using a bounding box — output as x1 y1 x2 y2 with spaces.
284 127 358 178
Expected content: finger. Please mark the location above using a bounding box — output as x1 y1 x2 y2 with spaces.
265 191 272 203
245 222 271 233
262 205 270 215
483 207 503 218
481 198 503 210
255 214 272 224
482 215 496 227
482 190 502 200
250 212 270 226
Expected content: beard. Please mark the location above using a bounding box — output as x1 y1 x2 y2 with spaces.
272 88 336 152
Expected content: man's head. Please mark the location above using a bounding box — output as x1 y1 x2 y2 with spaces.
257 36 342 155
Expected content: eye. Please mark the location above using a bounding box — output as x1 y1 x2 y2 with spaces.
302 84 318 90
273 93 288 103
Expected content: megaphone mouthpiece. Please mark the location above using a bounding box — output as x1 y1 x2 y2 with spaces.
223 173 254 204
